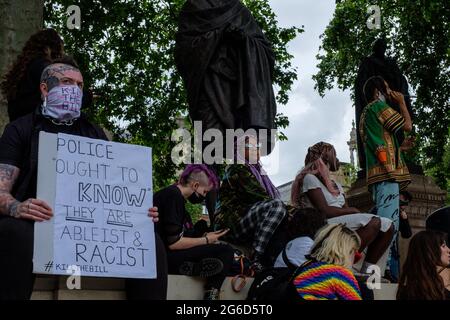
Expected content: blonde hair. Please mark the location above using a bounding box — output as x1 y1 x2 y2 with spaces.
309 223 361 268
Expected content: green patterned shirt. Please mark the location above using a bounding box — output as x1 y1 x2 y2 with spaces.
359 100 411 189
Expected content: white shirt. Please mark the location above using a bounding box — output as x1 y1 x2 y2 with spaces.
302 173 345 208
274 236 314 268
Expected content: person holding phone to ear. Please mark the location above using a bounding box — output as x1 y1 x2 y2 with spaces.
359 75 413 282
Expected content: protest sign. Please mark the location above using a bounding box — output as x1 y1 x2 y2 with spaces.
33 132 156 279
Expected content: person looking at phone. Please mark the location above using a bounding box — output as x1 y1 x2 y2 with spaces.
154 164 235 300
359 75 413 281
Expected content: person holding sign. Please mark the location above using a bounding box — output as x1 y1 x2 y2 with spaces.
155 164 235 300
0 57 164 300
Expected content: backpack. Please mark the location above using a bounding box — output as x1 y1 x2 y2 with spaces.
246 248 302 301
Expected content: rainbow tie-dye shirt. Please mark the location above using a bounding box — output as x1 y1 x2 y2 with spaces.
293 260 362 300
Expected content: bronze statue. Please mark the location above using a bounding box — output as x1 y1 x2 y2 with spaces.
175 0 277 156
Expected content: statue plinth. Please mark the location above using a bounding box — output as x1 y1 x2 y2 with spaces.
347 172 446 222
346 172 447 269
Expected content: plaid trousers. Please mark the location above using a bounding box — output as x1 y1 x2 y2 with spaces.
234 199 287 256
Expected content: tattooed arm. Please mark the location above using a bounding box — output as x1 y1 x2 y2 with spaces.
0 164 53 221
0 164 20 217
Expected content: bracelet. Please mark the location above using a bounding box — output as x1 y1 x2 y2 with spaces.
204 235 209 244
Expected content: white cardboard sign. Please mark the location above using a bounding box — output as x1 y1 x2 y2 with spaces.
34 132 156 279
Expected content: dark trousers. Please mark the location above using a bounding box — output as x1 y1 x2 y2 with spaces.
0 216 35 300
0 216 168 300
167 243 235 290
125 234 168 300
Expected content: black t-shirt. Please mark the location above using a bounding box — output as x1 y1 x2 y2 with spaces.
154 184 192 247
0 112 108 201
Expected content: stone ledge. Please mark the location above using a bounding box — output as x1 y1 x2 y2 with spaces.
32 275 399 300
30 291 54 300
34 276 58 291
55 289 126 300
58 276 125 290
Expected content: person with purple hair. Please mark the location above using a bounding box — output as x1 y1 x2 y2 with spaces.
154 164 235 300
214 135 287 271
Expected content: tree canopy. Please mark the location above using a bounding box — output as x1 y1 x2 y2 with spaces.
313 0 449 190
44 0 303 190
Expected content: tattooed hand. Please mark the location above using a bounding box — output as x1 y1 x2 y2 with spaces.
9 198 53 222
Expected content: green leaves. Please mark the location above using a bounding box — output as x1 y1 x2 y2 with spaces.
314 0 450 190
44 0 301 189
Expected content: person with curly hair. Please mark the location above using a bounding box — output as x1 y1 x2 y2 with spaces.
292 224 363 300
397 230 450 300
1 28 64 122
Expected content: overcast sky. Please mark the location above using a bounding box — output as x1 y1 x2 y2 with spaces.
263 0 355 187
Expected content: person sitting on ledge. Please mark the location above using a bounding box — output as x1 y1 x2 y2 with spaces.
154 164 235 300
292 223 363 300
290 142 394 275
0 57 162 300
214 134 287 272
274 207 326 268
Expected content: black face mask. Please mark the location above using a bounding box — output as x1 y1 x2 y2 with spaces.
188 191 205 204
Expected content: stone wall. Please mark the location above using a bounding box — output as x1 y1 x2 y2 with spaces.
0 0 44 134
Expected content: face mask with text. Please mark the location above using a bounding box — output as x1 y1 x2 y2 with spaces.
42 85 83 121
